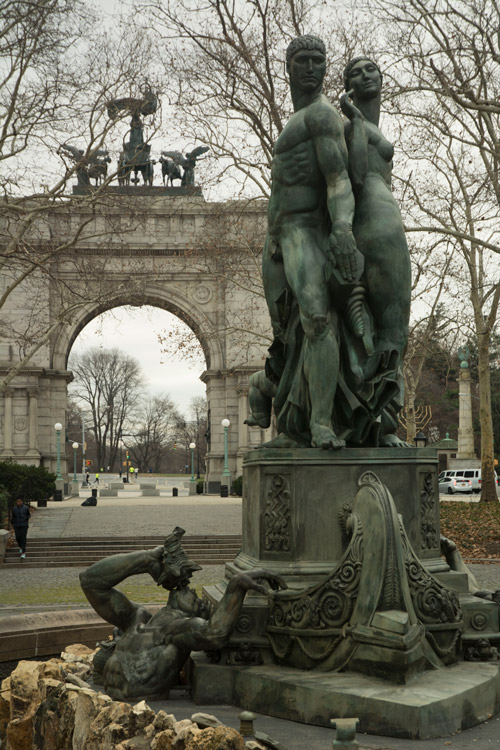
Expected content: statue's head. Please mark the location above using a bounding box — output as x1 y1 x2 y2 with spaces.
286 35 326 69
168 586 209 618
157 526 202 590
286 35 326 93
343 57 382 97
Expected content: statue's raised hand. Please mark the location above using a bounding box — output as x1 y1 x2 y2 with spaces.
147 546 165 583
235 569 288 597
328 224 358 282
340 89 363 121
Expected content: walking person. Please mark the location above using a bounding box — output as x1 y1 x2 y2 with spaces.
95 472 100 486
11 497 30 559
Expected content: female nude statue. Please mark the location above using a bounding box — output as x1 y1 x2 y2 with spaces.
341 57 411 446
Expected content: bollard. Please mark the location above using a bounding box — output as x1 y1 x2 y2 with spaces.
92 488 98 499
238 711 256 737
37 498 47 507
331 718 359 749
54 489 63 502
172 487 178 497
220 485 228 498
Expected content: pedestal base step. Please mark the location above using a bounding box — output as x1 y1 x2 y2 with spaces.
191 655 500 739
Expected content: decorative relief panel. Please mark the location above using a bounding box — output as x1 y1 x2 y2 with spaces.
14 418 27 431
193 284 212 304
420 471 438 550
264 473 291 554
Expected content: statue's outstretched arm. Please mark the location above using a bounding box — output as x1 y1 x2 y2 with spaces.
171 570 287 652
80 547 164 631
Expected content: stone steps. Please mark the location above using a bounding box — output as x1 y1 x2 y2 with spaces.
2 535 241 568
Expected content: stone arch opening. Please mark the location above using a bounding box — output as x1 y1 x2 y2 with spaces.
52 287 221 374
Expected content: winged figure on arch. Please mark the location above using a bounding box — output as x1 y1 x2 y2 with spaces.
160 146 209 187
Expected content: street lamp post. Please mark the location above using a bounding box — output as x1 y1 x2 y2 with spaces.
54 422 64 498
81 418 87 486
414 431 428 448
189 442 196 495
221 418 231 496
72 443 78 481
71 442 80 496
54 423 63 479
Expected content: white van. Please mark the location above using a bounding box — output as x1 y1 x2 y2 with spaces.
438 468 498 494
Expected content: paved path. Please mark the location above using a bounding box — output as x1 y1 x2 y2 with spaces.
28 487 242 539
25 483 475 540
148 693 500 750
1 486 239 615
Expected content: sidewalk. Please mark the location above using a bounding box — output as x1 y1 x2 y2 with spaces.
28 482 242 539
147 694 500 750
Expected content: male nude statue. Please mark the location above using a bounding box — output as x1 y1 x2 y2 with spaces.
263 35 359 449
80 527 285 700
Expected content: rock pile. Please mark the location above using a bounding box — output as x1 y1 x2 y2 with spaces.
0 644 275 750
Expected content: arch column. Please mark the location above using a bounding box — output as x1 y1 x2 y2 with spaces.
201 368 239 493
27 387 41 457
1 388 14 457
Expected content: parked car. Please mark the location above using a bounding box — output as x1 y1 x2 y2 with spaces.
439 476 473 495
439 469 499 494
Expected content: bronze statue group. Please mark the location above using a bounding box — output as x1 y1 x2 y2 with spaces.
247 36 411 451
80 36 413 701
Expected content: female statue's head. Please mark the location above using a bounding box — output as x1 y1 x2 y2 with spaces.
343 57 382 100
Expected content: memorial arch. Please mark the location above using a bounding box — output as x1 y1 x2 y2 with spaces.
0 192 272 490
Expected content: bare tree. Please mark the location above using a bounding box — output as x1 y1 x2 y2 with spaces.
0 0 164 391
141 0 379 198
128 395 182 472
372 0 500 499
69 347 143 470
402 306 461 443
188 396 208 476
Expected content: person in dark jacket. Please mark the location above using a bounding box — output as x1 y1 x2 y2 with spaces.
11 497 30 559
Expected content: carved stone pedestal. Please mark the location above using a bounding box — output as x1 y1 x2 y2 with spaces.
192 655 500 739
194 448 500 738
234 446 444 579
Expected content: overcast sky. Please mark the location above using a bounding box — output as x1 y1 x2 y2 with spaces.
69 306 206 415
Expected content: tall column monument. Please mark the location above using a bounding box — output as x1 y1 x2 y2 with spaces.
457 347 477 461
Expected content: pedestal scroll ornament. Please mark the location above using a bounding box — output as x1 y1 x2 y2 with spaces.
264 474 291 552
267 472 462 678
420 471 438 550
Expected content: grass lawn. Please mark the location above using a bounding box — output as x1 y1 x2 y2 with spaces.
440 500 500 560
1 582 205 607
